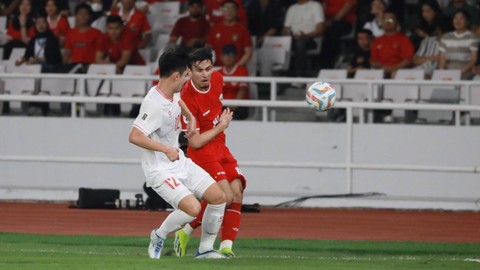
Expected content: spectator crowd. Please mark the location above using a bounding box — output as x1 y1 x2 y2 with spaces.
1 0 480 116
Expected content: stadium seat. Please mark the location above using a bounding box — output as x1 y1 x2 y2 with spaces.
344 69 384 102
6 47 25 66
111 65 150 115
420 69 461 102
247 83 260 120
85 64 117 115
3 64 42 113
0 64 5 113
382 69 424 120
258 36 292 76
152 34 172 64
416 88 460 124
470 76 480 121
40 73 76 114
148 2 181 17
317 69 346 100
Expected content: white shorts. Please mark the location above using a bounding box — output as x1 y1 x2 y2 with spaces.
149 158 215 209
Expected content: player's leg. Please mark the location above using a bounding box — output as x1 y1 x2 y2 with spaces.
174 161 230 257
195 181 227 257
184 160 227 258
148 176 200 259
219 178 244 257
174 179 231 257
218 152 246 257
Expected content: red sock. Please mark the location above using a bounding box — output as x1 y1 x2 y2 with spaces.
221 202 242 242
189 201 208 229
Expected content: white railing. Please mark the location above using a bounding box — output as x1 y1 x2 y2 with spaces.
2 72 480 122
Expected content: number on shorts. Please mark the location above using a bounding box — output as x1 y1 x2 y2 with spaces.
164 177 180 189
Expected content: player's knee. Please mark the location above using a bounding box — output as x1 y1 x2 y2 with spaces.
179 197 201 217
232 190 243 203
208 189 226 205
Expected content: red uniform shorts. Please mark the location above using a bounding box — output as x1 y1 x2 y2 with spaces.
194 144 247 189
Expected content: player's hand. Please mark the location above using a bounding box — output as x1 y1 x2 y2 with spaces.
165 147 180 161
218 108 234 129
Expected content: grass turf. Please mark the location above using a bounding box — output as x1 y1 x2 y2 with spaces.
1 232 479 269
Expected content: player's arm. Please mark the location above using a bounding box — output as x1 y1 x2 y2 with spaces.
179 98 197 139
129 126 180 161
187 108 233 149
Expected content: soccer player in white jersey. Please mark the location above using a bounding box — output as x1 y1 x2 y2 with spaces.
128 48 233 259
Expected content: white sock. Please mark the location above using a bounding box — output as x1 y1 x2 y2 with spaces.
198 203 226 253
219 240 233 250
155 209 195 239
183 223 194 235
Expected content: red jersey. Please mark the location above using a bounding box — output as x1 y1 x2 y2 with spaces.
111 8 151 47
180 71 225 162
204 0 247 27
207 23 252 66
170 16 209 47
218 65 249 100
370 32 414 67
96 31 134 63
64 27 102 64
6 20 35 41
47 16 70 40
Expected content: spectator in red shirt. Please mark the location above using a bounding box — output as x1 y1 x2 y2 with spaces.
219 44 249 120
370 10 414 123
206 0 252 67
2 0 35 60
96 15 144 74
370 10 414 79
45 0 70 46
63 3 102 67
111 0 151 49
204 0 247 27
169 0 209 53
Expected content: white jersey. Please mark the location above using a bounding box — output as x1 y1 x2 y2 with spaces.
133 86 186 184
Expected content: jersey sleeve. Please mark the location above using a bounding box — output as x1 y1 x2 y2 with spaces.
132 97 163 136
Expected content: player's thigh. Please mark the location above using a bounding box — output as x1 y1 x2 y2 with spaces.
200 161 233 202
149 173 193 210
183 158 219 200
222 153 247 190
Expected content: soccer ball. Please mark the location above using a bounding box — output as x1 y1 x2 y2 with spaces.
305 81 336 111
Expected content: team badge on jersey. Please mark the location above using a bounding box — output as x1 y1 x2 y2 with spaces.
142 113 148 120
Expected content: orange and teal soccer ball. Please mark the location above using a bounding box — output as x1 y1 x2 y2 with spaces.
305 81 336 111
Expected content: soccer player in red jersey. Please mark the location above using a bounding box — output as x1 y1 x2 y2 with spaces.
174 47 246 258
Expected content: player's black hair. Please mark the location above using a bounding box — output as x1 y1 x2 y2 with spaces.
75 3 93 15
188 47 213 68
106 15 123 25
158 48 189 78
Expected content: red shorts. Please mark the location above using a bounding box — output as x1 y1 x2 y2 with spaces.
193 144 247 189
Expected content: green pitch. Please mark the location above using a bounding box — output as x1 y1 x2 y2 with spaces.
1 233 479 270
